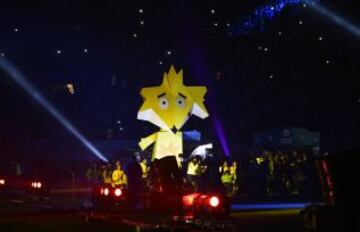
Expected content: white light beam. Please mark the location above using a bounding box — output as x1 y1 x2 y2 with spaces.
305 0 360 39
0 58 108 162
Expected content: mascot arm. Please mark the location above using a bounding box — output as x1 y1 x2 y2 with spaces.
139 132 158 151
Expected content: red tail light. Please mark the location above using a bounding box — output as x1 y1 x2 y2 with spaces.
31 182 42 188
209 196 220 207
183 193 223 215
114 188 122 197
104 188 109 196
0 179 5 185
183 193 201 207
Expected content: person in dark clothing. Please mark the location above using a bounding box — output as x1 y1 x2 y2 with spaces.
274 151 290 196
126 154 143 209
151 156 182 193
198 159 227 196
147 156 183 213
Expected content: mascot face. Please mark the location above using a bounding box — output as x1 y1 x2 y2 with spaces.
137 66 208 133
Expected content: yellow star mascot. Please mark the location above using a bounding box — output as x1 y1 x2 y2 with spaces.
137 65 209 167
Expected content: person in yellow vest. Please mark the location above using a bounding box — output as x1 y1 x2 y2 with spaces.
221 169 234 195
219 160 229 174
230 161 238 195
102 163 112 184
140 158 149 179
112 161 127 187
187 157 200 189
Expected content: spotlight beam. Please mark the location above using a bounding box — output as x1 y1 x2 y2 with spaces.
305 0 360 39
0 58 109 163
213 117 230 157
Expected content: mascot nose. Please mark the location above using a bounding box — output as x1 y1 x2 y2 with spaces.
171 127 178 134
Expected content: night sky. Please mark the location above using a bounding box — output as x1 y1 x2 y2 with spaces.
0 0 360 163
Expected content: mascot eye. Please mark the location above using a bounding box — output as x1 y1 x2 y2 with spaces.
176 96 186 108
158 96 169 109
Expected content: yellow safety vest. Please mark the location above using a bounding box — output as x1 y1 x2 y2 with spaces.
112 169 127 186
